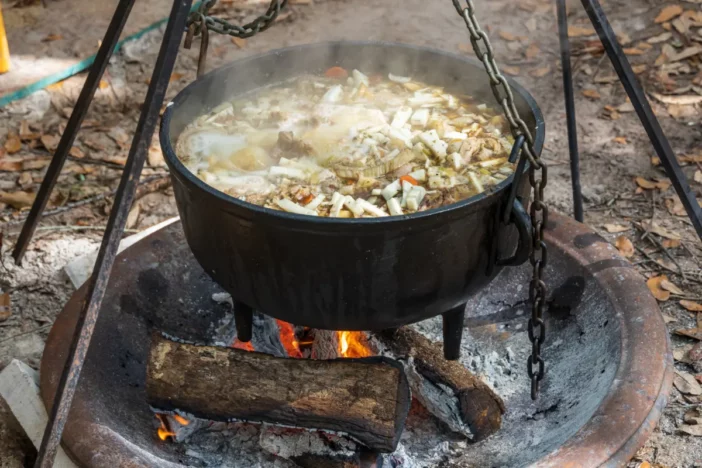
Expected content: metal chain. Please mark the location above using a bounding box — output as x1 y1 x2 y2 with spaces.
451 0 549 400
184 0 287 76
187 0 287 39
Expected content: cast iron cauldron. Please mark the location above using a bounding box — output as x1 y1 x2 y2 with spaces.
161 41 545 331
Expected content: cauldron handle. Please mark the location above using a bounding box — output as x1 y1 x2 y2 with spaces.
496 198 532 266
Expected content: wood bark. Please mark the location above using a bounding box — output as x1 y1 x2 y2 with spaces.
146 334 410 452
375 327 505 441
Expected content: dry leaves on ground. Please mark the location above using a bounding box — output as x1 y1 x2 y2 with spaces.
582 89 601 99
655 5 684 24
615 235 635 257
604 223 630 233
568 25 595 37
0 293 10 322
635 177 671 191
4 135 21 154
613 136 627 144
231 37 247 49
647 275 672 301
675 370 702 395
0 190 35 209
681 301 702 312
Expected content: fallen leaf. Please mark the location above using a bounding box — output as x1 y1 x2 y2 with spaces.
674 344 694 363
637 462 652 468
641 220 682 240
596 75 619 84
672 16 690 34
675 370 702 395
655 5 684 24
69 146 85 159
23 159 50 170
680 425 702 436
0 190 35 209
669 46 702 62
41 33 63 42
530 66 550 77
661 279 685 295
4 135 21 154
676 328 702 340
568 25 596 37
148 146 165 167
498 30 518 41
0 160 22 171
17 172 32 188
615 236 635 257
632 64 647 74
651 92 702 105
613 136 627 144
502 66 520 76
525 43 540 59
231 37 247 49
623 47 645 55
648 32 673 44
681 301 702 312
695 170 702 183
635 177 671 190
169 72 184 82
98 79 110 90
604 223 629 233
662 238 681 249
647 275 671 301
40 134 59 152
126 203 140 230
665 196 687 216
0 293 10 322
582 89 601 99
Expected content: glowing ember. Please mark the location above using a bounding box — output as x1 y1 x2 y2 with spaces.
155 415 175 441
338 331 372 358
276 319 303 358
173 414 189 426
232 339 254 351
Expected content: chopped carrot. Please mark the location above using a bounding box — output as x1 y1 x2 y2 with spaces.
301 193 315 205
324 66 348 79
400 175 418 186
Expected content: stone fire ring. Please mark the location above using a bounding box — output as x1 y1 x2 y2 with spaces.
40 213 672 467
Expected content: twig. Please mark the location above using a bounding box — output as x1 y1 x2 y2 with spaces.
0 324 52 345
8 225 141 236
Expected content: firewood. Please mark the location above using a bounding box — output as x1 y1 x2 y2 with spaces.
375 327 505 441
146 334 410 452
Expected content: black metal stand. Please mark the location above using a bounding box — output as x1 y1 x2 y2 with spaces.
556 0 584 223
31 1 193 467
11 0 702 465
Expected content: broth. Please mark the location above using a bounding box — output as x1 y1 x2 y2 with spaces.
175 68 515 217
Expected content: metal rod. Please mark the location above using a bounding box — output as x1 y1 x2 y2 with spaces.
33 1 193 466
557 0 584 223
580 0 702 239
12 0 137 265
442 305 466 360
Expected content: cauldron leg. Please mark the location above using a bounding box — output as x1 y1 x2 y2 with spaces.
443 305 466 360
234 302 253 342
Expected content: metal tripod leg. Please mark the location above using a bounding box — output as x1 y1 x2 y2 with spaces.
12 0 137 265
580 0 702 239
33 1 193 466
556 0 584 223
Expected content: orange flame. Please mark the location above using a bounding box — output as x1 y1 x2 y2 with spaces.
276 320 303 358
155 414 175 441
173 414 189 426
337 331 372 358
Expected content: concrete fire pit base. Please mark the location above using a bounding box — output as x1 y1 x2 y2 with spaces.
40 213 672 467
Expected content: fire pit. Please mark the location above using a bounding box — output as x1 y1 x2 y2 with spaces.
40 213 672 467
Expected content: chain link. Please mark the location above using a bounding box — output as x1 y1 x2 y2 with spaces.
188 0 288 39
452 0 549 400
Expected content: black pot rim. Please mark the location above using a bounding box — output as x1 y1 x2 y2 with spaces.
160 40 546 225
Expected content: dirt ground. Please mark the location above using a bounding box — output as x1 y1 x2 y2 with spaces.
1 0 701 466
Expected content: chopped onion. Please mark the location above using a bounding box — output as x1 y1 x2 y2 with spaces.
276 199 318 216
401 180 413 207
444 131 467 141
305 194 325 210
477 157 508 168
409 169 426 182
381 180 401 201
330 192 345 217
356 198 388 217
269 166 307 180
406 185 426 212
343 195 364 217
387 198 403 216
322 85 343 103
371 188 383 196
450 152 463 170
352 69 369 87
388 73 411 83
418 130 448 159
468 172 484 193
391 107 413 128
410 108 429 127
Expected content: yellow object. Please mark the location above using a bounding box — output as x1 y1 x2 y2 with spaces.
0 3 10 74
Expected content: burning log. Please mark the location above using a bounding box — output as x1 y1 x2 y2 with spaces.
146 334 410 452
375 327 505 441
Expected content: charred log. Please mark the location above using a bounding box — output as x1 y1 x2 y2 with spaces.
375 327 505 441
146 334 410 452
